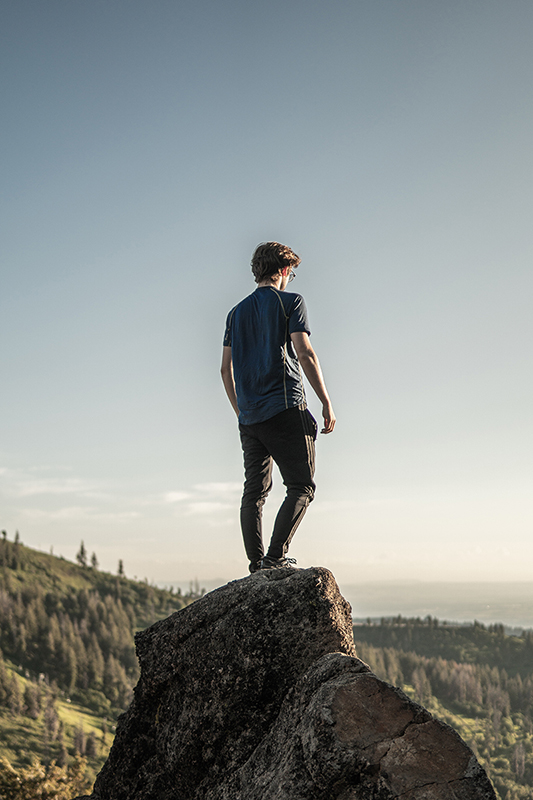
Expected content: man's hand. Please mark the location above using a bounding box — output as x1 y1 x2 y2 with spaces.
321 401 336 434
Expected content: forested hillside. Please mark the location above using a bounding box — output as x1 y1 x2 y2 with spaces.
3 538 532 800
0 534 202 797
354 616 533 800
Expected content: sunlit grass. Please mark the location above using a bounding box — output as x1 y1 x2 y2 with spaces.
0 663 113 783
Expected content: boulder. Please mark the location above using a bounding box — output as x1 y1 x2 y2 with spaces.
81 567 495 800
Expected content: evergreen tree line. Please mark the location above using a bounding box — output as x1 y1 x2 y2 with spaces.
355 641 533 722
0 653 47 720
0 538 202 710
0 578 138 709
354 630 533 798
0 654 96 765
354 615 533 677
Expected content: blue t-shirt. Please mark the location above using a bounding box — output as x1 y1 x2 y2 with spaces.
223 286 311 425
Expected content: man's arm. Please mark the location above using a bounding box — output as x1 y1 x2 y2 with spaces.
221 346 239 418
290 332 336 434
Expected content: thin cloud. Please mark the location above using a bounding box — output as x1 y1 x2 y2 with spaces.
165 482 242 517
3 467 241 525
186 502 232 515
6 476 96 498
164 491 191 503
23 480 92 497
193 482 241 495
22 507 140 522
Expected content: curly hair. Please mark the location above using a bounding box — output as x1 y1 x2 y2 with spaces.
250 242 301 283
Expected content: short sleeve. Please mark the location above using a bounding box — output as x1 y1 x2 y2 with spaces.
223 307 236 347
288 294 311 336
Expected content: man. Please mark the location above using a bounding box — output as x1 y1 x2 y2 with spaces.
221 241 335 573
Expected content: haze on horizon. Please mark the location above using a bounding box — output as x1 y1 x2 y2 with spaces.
1 1 532 593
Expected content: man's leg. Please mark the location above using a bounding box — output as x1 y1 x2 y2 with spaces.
239 426 273 568
264 408 317 559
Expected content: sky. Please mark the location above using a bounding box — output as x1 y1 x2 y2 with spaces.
1 0 532 598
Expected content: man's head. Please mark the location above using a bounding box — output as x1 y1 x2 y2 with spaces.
251 242 301 284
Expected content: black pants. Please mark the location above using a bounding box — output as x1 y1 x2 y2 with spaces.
239 406 317 563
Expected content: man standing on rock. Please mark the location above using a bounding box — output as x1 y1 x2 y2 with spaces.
221 241 336 574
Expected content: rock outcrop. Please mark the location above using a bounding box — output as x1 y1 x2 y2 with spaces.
80 567 495 800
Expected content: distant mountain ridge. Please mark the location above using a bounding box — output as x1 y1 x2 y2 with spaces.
343 581 533 628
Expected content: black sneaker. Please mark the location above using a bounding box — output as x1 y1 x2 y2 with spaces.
249 560 262 574
260 556 298 570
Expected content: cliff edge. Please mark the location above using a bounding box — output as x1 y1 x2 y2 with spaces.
79 567 496 800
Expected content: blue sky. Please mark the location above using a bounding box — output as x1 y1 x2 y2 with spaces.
1 0 532 591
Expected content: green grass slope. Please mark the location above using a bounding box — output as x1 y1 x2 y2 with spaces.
0 534 202 789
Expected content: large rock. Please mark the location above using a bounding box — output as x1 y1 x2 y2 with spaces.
82 568 495 800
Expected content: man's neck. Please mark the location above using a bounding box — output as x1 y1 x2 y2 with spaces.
257 275 283 290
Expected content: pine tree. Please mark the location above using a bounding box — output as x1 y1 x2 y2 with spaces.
91 552 99 569
86 731 98 758
74 722 86 756
8 673 23 715
43 694 60 741
76 541 88 567
513 742 525 781
0 655 10 707
57 743 69 768
412 665 432 704
66 644 78 695
23 682 42 719
118 559 124 576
